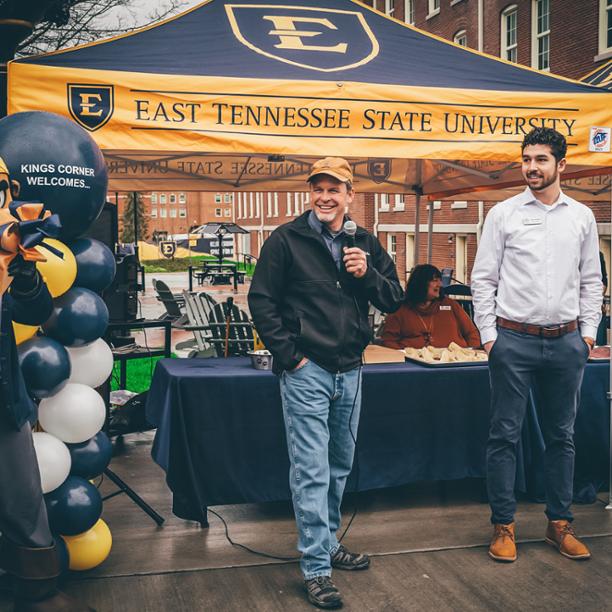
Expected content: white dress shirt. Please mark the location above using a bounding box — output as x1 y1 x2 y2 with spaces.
471 188 602 345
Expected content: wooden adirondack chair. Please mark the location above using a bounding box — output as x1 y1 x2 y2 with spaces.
207 297 254 357
172 290 218 357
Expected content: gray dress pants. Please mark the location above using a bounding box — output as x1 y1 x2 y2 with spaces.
487 327 589 525
0 413 53 548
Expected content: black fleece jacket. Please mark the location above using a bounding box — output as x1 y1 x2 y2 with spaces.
248 211 403 374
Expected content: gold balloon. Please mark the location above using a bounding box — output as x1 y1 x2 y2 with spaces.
13 322 38 345
36 239 77 298
62 519 112 571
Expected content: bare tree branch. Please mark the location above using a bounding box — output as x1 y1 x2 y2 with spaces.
17 0 185 56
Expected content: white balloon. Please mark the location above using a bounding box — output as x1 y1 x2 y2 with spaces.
32 431 71 494
38 383 106 444
66 338 114 388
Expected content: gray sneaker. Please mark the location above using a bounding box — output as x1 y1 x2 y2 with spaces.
305 576 343 609
330 544 370 570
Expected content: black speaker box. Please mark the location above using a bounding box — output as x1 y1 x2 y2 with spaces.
103 254 139 322
85 202 118 251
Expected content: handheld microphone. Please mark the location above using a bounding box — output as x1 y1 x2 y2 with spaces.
343 220 357 248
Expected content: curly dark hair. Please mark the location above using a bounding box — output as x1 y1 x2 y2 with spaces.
405 264 441 307
522 128 567 162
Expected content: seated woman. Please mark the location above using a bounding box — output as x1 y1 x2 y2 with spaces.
381 264 481 349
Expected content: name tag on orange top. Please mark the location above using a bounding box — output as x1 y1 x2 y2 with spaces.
439 305 451 311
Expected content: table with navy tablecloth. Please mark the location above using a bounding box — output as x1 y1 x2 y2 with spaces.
145 357 610 524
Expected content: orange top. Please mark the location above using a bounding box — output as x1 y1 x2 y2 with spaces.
380 297 481 349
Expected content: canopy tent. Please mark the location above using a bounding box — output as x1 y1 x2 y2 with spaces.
582 59 612 91
6 0 612 201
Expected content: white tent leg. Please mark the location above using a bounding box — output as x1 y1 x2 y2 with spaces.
427 199 434 263
413 160 422 266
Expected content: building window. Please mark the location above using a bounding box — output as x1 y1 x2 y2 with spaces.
159 193 167 204
179 193 186 204
427 0 440 19
451 200 468 209
501 5 518 62
224 209 231 217
394 194 405 211
160 208 167 218
600 0 612 54
151 208 158 218
215 193 222 204
267 193 272 217
273 192 279 217
387 234 397 263
379 193 390 211
215 208 222 217
236 193 242 219
224 193 232 203
255 193 261 218
179 208 187 218
170 208 177 218
169 193 176 204
404 0 414 24
249 193 254 218
532 0 550 71
286 193 292 217
151 193 158 204
453 30 467 46
384 0 394 15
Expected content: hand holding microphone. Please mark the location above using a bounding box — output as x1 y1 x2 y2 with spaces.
342 220 367 279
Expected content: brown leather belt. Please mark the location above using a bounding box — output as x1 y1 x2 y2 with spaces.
497 317 578 338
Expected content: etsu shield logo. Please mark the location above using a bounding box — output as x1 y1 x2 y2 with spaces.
367 159 391 184
160 241 177 259
225 5 379 72
68 84 114 132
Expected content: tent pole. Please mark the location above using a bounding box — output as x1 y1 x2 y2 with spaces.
427 200 434 263
132 191 139 261
413 160 423 266
607 176 612 510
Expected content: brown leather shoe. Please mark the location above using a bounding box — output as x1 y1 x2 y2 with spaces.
545 520 591 560
489 522 517 562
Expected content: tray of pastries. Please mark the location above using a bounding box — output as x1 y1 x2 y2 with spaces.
404 342 488 367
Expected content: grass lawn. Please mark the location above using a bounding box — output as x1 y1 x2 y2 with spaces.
111 355 175 392
143 255 255 275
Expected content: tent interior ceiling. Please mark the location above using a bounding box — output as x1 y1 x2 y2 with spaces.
7 0 612 199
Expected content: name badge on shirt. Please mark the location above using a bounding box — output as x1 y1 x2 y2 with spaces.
523 217 543 225
439 305 451 311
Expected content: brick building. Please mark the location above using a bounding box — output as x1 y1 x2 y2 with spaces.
365 0 612 285
122 1 611 283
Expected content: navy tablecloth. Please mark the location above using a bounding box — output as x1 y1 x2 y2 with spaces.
146 358 609 522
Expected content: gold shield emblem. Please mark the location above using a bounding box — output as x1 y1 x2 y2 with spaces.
225 5 379 72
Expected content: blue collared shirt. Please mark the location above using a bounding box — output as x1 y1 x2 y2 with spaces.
308 210 346 270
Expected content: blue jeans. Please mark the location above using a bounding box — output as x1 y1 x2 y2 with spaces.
487 327 589 525
279 359 362 579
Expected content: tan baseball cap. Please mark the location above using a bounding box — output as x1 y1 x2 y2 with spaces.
0 157 8 176
307 157 353 184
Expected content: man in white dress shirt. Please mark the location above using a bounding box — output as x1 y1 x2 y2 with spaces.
471 127 602 563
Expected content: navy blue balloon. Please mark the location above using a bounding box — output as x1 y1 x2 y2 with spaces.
45 475 102 536
42 287 109 347
67 432 112 480
69 238 116 293
0 111 108 240
54 535 70 575
17 337 71 398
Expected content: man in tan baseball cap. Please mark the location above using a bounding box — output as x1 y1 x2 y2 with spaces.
307 157 353 186
249 157 402 608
